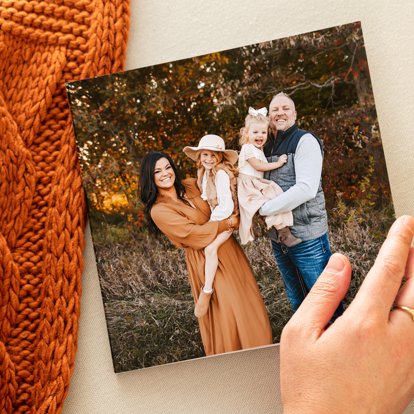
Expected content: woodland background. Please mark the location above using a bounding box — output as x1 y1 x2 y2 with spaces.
67 22 394 372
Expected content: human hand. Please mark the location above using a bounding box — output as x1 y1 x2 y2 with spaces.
229 213 240 230
280 215 414 414
217 214 239 234
277 154 288 166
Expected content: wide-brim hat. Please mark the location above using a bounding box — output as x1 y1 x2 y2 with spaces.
183 134 238 165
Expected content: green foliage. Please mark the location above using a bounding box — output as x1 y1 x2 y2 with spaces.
67 22 392 227
91 222 132 245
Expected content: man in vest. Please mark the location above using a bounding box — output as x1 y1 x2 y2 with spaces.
261 92 342 316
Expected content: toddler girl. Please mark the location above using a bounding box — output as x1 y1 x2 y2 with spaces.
183 134 239 318
237 107 301 246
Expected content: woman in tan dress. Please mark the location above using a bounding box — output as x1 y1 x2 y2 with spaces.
140 151 272 356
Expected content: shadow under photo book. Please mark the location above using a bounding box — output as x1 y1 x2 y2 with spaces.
66 21 394 373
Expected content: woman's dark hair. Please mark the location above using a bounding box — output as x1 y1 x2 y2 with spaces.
139 151 187 234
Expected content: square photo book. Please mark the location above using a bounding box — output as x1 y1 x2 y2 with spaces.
66 21 395 373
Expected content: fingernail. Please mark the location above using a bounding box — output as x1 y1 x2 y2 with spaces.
390 215 414 237
402 215 414 233
325 254 346 273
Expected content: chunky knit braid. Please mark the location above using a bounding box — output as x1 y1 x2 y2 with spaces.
0 2 130 413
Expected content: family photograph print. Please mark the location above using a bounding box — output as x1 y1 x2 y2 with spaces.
67 21 395 372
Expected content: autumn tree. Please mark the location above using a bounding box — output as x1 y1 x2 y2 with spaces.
67 22 392 233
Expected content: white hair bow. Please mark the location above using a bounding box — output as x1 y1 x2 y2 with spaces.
248 107 268 117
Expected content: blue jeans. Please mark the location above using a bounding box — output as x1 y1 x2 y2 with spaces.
271 233 344 318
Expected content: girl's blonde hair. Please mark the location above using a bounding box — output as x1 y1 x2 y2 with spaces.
195 150 238 177
239 113 269 146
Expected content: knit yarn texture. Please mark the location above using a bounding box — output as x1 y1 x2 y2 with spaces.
0 1 129 413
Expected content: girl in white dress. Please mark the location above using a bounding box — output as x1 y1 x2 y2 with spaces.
183 134 239 318
237 107 302 246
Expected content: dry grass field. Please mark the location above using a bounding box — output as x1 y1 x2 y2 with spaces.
92 206 392 372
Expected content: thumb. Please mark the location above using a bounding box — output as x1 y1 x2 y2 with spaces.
293 253 351 336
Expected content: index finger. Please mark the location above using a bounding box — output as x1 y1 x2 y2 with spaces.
350 215 414 321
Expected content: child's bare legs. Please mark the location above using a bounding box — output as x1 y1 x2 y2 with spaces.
194 230 232 318
204 230 232 290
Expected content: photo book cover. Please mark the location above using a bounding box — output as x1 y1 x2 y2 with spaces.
66 21 395 373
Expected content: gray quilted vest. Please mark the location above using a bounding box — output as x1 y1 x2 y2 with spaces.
264 124 328 241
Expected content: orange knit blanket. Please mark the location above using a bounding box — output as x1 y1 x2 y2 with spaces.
0 2 129 412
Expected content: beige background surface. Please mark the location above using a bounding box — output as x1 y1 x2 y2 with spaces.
63 1 414 413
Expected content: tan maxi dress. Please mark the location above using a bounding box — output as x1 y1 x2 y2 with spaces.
151 178 273 356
